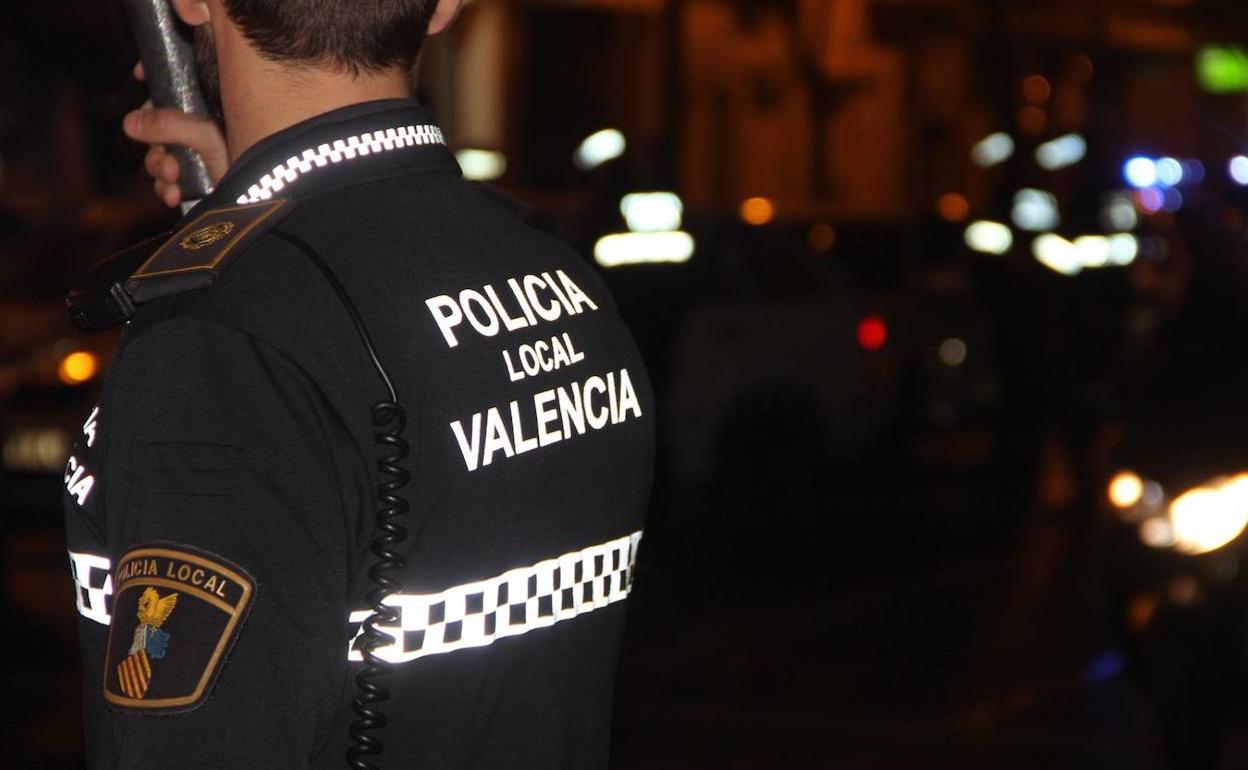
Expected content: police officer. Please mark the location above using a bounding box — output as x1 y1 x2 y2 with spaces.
63 1 655 767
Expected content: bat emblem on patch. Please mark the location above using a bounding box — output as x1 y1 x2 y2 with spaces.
104 544 254 714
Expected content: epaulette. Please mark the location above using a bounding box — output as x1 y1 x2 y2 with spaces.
67 199 291 332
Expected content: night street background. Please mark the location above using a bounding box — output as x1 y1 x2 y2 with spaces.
6 0 1248 767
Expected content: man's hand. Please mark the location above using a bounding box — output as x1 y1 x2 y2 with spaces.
124 62 229 208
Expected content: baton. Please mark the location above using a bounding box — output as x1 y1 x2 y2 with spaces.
122 0 216 205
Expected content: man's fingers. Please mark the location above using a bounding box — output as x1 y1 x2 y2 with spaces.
159 154 180 183
155 179 182 209
123 97 229 205
124 107 216 151
144 146 167 179
123 106 229 184
144 147 181 183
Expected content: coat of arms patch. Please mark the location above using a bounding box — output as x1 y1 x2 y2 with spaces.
103 544 255 714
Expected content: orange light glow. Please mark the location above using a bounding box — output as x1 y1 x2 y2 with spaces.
1108 471 1144 509
1169 474 1248 555
741 197 775 226
58 351 99 386
1022 75 1052 104
936 193 970 223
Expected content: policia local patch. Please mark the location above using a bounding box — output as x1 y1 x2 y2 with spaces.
104 544 255 714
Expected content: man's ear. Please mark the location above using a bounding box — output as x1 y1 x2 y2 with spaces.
171 0 212 27
428 0 463 36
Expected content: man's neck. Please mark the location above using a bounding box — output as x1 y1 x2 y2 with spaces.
218 30 412 161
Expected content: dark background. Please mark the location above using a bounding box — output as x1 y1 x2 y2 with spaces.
5 0 1248 767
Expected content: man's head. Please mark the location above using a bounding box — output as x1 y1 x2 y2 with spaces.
207 0 445 73
173 0 462 115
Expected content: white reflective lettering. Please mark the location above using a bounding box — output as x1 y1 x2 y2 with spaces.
63 456 96 506
534 389 562 447
535 340 553 372
446 369 644 472
524 275 562 322
69 476 95 506
426 296 464 348
520 345 541 377
482 407 514 466
557 270 599 312
508 278 538 325
607 370 620 424
484 285 529 333
565 333 585 364
559 384 586 438
551 336 572 369
618 368 643 420
503 350 525 382
82 406 100 448
450 414 482 472
459 289 501 337
585 376 610 430
510 401 539 454
542 272 576 316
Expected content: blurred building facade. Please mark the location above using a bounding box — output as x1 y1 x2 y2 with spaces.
419 0 1248 223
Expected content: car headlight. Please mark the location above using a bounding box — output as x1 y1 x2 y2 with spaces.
1167 474 1248 556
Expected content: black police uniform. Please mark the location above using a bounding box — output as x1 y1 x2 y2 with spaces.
63 99 655 769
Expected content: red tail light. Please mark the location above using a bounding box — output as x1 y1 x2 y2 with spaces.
857 316 888 351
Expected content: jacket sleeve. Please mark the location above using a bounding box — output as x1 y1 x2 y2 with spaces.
84 316 359 769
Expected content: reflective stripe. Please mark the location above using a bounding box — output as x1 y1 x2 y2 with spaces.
66 529 645 663
235 124 446 205
349 531 643 664
68 550 113 626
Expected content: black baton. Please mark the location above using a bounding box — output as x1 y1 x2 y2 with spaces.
122 0 216 203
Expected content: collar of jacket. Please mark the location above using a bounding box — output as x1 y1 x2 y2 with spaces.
190 99 460 216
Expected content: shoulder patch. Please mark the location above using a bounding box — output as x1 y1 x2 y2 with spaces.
126 199 291 304
104 543 255 715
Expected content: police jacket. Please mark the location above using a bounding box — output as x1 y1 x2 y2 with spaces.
63 99 655 769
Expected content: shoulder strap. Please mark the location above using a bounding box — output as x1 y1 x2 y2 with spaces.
67 199 292 332
125 199 292 304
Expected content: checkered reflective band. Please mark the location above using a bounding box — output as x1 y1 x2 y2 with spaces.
235 124 446 205
66 531 644 663
69 550 114 625
349 531 644 664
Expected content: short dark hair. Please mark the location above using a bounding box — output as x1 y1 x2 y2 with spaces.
222 0 438 73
